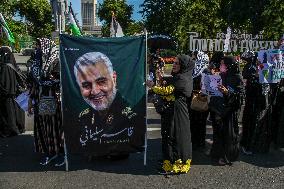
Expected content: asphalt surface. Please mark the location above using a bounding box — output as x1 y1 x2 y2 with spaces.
1 103 284 189
0 54 283 189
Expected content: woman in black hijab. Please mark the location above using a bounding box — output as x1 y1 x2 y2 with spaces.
160 54 194 174
210 56 243 165
28 38 63 165
240 51 265 154
0 47 25 137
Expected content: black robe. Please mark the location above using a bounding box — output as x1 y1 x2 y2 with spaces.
210 70 243 162
190 74 209 149
163 54 194 163
0 63 24 137
241 62 265 151
274 80 284 148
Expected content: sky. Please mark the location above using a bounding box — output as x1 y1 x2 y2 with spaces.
70 0 143 25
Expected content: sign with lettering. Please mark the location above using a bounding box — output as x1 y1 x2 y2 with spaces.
258 49 284 83
60 34 146 155
188 32 278 53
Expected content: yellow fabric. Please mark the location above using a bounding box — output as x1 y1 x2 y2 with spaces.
162 159 191 174
152 85 175 101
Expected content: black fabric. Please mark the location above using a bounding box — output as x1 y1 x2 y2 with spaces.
241 61 266 151
160 56 193 162
173 54 195 98
152 94 174 114
190 75 208 148
160 110 174 160
32 83 63 156
276 89 284 148
210 57 243 162
211 111 240 162
0 47 25 137
169 96 192 162
28 42 63 156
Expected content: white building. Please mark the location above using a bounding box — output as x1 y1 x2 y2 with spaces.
81 0 101 35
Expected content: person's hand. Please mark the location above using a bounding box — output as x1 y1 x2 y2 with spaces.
146 80 154 88
156 69 163 80
218 85 229 95
28 98 33 115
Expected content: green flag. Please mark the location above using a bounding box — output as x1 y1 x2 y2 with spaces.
68 6 81 36
0 13 15 44
60 35 146 154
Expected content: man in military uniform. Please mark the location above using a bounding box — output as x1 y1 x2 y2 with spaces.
73 52 144 157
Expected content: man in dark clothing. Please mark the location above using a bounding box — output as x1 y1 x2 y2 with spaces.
73 52 145 156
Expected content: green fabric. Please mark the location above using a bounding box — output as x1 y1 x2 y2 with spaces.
60 34 146 113
69 12 81 36
0 13 15 44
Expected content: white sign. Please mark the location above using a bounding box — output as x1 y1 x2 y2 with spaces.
258 49 284 83
188 32 278 53
201 74 223 97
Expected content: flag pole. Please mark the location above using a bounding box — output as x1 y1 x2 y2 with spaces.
144 28 148 166
58 33 69 171
69 2 83 35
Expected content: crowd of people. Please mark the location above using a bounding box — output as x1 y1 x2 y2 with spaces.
148 39 284 174
1 36 284 174
0 38 64 166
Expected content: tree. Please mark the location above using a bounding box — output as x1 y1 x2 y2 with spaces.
175 0 225 52
98 0 134 37
140 0 186 36
0 0 15 18
125 21 144 35
262 0 284 40
219 0 269 34
141 0 224 52
14 0 54 38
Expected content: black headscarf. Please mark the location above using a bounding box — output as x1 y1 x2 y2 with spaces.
210 51 224 69
242 52 258 81
0 47 18 96
172 54 195 97
221 56 243 91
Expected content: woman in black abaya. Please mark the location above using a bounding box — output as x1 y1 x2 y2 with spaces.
210 56 243 165
240 51 266 154
0 47 25 137
161 54 194 174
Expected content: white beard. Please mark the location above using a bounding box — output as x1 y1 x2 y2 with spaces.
84 88 117 111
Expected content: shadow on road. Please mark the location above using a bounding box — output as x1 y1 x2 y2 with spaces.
1 133 283 174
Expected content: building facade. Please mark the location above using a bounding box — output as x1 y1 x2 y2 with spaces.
81 0 98 31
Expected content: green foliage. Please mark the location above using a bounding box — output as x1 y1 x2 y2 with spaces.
98 0 134 37
175 0 225 52
141 0 284 53
262 0 284 40
14 0 54 38
0 0 16 18
141 0 185 35
125 21 144 35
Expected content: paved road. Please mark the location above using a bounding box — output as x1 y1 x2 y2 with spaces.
2 54 283 188
1 102 284 189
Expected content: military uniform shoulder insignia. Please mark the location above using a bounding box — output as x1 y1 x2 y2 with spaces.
79 108 90 118
122 106 137 119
